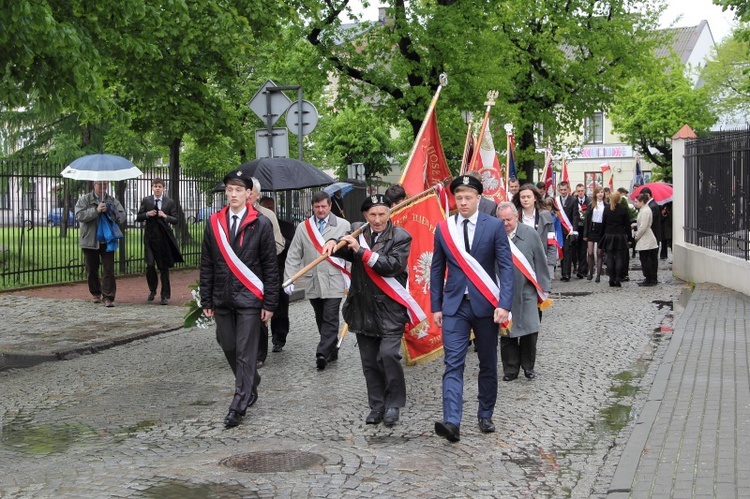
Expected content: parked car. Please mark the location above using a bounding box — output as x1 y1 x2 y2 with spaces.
47 208 77 227
195 206 220 223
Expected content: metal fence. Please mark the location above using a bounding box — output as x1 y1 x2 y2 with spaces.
685 129 750 260
0 160 364 290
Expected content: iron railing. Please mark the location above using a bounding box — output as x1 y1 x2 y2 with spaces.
684 129 750 261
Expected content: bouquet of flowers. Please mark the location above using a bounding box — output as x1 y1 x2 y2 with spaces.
184 281 215 329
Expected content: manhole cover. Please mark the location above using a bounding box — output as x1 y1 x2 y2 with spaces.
220 451 326 473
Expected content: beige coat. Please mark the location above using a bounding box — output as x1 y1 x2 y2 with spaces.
284 214 351 299
635 205 658 251
255 203 285 255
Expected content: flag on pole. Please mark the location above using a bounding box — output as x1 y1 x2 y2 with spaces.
399 109 452 197
561 155 570 184
630 154 644 191
390 192 447 365
467 120 507 204
508 133 517 180
600 163 614 189
542 150 555 197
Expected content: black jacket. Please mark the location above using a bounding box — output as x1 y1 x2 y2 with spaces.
648 199 663 242
199 205 279 312
335 221 411 336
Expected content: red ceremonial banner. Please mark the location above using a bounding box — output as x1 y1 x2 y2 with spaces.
391 192 446 365
399 109 452 197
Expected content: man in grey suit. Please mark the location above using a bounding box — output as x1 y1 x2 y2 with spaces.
284 191 351 370
496 202 551 381
137 178 183 305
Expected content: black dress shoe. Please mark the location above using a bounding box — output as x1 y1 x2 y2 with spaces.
586 274 593 280
224 410 243 428
576 273 584 279
316 355 327 370
160 297 169 305
524 370 536 379
326 350 339 362
147 292 155 302
247 386 258 408
383 407 400 426
272 344 283 353
434 421 460 442
478 417 496 433
561 277 570 282
365 410 384 424
502 373 518 381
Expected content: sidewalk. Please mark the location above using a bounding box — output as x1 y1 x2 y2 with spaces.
608 283 750 498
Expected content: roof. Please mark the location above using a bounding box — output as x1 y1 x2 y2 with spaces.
656 20 711 63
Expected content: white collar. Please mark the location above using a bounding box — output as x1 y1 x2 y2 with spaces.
229 206 247 220
458 210 479 225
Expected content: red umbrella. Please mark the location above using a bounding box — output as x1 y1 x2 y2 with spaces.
630 182 673 205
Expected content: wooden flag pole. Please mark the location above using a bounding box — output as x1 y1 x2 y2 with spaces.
466 90 499 173
398 73 449 185
504 123 513 192
459 120 474 175
282 184 443 288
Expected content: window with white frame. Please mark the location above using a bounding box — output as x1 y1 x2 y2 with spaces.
584 112 604 144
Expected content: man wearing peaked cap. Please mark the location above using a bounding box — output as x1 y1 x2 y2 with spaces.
449 174 483 195
223 168 253 189
360 194 391 212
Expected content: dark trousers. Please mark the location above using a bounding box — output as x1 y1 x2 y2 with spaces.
639 248 659 283
575 229 588 276
607 248 627 284
660 239 672 259
83 244 116 301
271 289 290 347
357 333 406 411
561 235 575 278
145 244 170 298
310 298 341 359
500 333 538 376
441 298 499 426
215 307 261 416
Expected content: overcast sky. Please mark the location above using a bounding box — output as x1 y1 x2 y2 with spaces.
348 1 738 43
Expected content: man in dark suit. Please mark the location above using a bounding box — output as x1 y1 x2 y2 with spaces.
137 178 183 305
557 181 577 281
430 175 514 442
570 183 590 278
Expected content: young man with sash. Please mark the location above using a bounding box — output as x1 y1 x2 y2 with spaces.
323 194 422 427
430 175 514 442
496 202 551 381
555 181 577 281
284 191 351 370
199 169 279 428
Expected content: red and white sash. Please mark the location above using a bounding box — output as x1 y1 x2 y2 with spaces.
359 234 426 327
304 217 351 289
554 196 573 234
210 212 264 301
441 216 501 308
508 238 549 306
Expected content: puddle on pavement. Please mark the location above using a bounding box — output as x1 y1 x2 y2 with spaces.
137 480 254 498
0 422 98 454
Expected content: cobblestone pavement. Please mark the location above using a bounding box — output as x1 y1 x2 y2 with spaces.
0 263 682 498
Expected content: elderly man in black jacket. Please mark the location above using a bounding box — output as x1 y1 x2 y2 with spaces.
323 194 413 427
200 168 279 428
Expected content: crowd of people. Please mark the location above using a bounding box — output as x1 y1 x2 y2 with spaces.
73 171 670 435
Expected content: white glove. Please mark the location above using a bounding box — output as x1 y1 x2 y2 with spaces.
284 284 294 296
571 231 579 237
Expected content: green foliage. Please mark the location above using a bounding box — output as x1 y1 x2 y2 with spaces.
610 55 717 180
311 104 398 180
701 30 750 118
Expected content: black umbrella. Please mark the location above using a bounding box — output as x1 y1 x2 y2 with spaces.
213 157 334 192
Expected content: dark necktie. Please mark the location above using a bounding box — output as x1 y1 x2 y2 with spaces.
463 219 471 253
155 198 160 211
230 215 238 244
372 232 378 246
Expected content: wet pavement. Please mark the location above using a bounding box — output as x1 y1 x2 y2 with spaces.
0 260 710 497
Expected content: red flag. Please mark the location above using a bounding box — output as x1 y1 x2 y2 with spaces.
601 163 614 189
391 192 447 365
561 156 570 184
467 121 507 204
543 151 555 197
399 109 451 197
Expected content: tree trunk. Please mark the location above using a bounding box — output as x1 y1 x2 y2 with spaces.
518 126 537 183
168 137 193 245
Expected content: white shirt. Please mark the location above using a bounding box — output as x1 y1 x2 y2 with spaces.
457 210 479 250
592 203 604 223
229 206 247 236
521 209 535 228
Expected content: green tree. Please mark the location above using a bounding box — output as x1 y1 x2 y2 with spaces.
609 55 717 181
303 0 663 180
702 30 750 118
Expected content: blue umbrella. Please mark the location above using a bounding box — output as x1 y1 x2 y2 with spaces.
61 154 143 181
323 182 354 196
